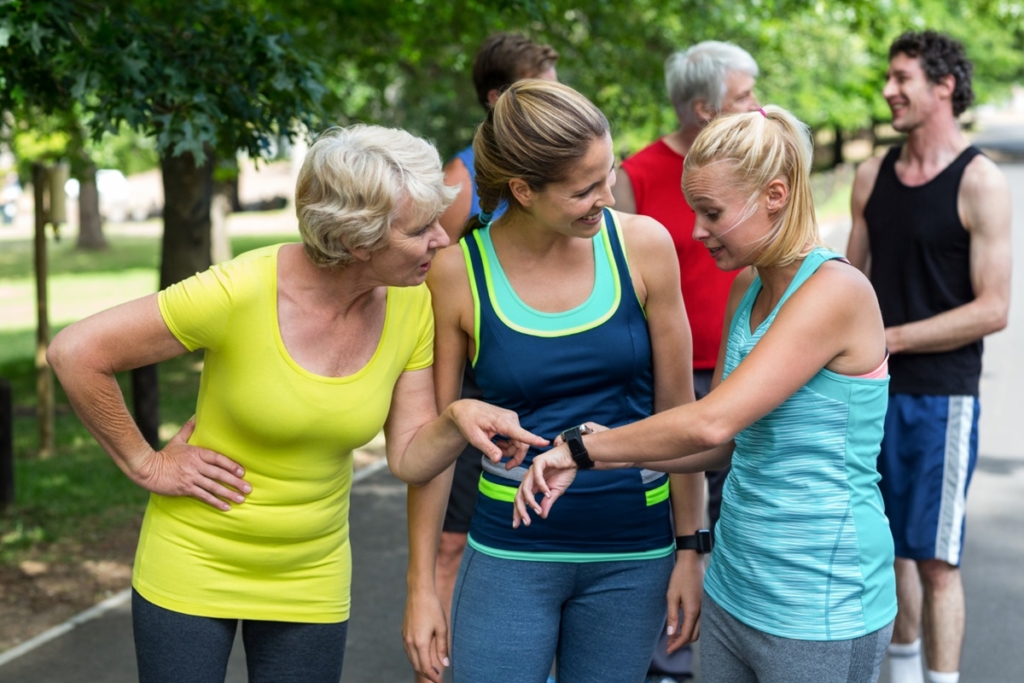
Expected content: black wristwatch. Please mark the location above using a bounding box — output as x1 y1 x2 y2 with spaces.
675 529 713 554
559 425 596 470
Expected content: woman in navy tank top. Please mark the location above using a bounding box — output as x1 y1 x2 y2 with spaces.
517 106 898 683
403 81 707 682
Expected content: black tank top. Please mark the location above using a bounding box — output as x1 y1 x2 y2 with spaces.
864 145 983 396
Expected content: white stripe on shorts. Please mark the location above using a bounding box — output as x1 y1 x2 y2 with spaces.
935 396 974 565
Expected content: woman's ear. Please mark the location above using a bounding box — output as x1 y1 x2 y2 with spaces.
508 178 534 208
764 178 789 214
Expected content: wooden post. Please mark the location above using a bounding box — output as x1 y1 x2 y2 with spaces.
0 378 13 511
32 163 55 459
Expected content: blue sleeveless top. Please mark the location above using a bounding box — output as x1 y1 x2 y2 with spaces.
453 146 507 223
462 209 674 561
704 248 897 640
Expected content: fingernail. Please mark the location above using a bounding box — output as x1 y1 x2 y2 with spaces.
443 657 450 666
242 484 252 493
237 467 245 476
667 625 675 635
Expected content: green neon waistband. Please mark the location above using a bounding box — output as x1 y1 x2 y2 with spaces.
478 474 670 507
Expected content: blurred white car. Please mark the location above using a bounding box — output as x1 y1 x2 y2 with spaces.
1 176 21 224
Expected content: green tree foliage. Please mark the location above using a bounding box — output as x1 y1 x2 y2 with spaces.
265 0 1023 161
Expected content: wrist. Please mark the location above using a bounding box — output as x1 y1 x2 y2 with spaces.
675 529 713 554
560 424 596 470
406 572 436 592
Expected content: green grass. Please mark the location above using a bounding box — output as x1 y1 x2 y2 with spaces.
0 229 296 563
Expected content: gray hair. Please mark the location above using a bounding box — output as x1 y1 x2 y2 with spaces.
665 41 759 127
295 125 457 268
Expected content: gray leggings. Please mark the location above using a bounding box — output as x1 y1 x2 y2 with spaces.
700 592 893 683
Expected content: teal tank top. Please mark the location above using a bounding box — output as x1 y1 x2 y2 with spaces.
703 248 897 640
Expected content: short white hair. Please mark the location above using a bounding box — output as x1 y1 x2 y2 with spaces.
665 41 759 127
295 125 457 268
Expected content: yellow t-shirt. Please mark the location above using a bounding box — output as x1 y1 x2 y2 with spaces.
135 244 432 622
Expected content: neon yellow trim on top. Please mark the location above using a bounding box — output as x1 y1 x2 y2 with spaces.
478 475 518 503
609 210 648 320
460 240 484 367
479 474 669 507
471 217 622 338
645 480 670 506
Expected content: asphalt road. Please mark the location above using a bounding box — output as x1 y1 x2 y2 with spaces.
1 159 1022 682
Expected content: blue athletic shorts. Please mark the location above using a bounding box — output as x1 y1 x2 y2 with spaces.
878 394 979 565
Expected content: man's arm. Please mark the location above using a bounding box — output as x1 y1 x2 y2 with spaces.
885 156 1012 354
846 156 883 273
612 166 637 214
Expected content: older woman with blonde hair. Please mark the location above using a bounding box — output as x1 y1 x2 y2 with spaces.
48 124 543 683
516 106 897 683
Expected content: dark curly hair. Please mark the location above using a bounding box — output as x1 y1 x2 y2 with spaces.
889 30 974 117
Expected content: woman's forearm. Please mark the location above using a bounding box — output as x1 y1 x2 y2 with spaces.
392 405 467 487
406 468 456 592
49 337 155 481
639 442 735 474
588 403 727 467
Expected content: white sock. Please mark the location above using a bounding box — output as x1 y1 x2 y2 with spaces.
888 639 924 683
927 671 960 683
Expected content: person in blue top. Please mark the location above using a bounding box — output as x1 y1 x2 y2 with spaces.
404 80 707 683
438 32 559 239
516 105 898 683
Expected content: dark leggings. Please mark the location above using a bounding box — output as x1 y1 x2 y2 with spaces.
132 589 348 683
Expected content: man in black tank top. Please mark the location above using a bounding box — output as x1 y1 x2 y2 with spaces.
847 31 1011 683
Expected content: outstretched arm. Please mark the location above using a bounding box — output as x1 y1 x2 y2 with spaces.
516 260 886 509
47 294 250 510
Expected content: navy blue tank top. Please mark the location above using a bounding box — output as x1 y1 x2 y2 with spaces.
462 209 673 560
864 145 982 396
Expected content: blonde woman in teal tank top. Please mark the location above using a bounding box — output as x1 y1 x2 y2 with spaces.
517 106 897 683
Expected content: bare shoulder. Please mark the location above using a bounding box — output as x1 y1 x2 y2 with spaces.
851 155 885 204
616 210 674 253
804 259 877 309
960 153 1011 235
961 153 1010 201
427 242 471 297
443 156 471 184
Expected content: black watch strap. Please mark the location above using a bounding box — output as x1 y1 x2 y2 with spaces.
675 529 713 554
560 425 595 470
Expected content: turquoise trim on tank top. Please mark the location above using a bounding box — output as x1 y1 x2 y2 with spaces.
473 215 620 336
467 534 676 563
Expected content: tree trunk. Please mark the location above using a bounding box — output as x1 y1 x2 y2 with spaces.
75 165 107 250
132 364 160 449
832 125 844 168
129 150 215 448
159 149 214 289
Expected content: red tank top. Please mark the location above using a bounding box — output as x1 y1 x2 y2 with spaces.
621 139 738 369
